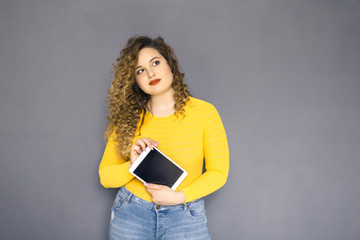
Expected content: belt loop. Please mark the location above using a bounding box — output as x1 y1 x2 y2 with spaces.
126 192 133 204
183 202 189 212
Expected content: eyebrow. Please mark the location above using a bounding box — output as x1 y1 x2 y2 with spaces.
135 56 160 70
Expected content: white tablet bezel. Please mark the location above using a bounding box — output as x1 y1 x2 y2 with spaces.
128 146 187 190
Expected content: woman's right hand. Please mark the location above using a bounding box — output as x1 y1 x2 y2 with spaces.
130 138 159 166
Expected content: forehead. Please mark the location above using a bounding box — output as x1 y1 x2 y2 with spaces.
136 47 162 64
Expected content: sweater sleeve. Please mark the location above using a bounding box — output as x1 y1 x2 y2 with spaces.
98 131 134 188
181 103 229 202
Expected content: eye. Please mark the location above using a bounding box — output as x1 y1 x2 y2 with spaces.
136 68 144 75
152 60 160 66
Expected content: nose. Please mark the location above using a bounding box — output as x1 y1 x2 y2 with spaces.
147 68 155 78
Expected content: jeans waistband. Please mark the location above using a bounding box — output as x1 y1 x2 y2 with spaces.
118 186 204 211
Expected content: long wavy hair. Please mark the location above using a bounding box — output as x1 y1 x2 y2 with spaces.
105 36 191 158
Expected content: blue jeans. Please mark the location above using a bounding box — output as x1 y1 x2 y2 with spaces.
109 186 211 240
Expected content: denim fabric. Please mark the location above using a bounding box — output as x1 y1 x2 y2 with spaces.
109 186 211 240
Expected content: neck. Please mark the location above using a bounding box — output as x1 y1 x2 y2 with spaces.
148 89 176 117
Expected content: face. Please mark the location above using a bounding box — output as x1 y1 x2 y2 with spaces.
134 47 174 97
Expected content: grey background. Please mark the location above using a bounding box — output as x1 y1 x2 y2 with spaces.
1 0 359 239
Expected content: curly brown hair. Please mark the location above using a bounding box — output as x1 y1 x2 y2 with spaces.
104 36 191 158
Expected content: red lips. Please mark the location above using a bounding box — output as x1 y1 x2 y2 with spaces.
149 79 161 85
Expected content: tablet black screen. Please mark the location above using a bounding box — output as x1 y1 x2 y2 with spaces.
133 149 184 188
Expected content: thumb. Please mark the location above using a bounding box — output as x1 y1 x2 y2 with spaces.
144 183 163 190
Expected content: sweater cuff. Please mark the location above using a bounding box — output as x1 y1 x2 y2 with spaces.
181 187 193 203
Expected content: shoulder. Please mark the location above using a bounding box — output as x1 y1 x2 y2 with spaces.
187 97 218 113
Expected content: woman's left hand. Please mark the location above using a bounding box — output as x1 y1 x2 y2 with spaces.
145 183 186 205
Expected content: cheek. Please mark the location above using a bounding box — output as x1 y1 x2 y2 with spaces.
164 68 174 81
135 76 152 94
135 76 145 86
135 77 140 86
135 77 145 91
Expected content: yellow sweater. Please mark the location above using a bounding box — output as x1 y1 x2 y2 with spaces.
99 97 229 203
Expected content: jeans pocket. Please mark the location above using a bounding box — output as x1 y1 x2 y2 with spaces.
113 190 130 211
186 199 206 219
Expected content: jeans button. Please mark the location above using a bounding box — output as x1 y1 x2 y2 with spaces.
156 205 160 210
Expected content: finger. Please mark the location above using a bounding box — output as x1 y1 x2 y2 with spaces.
130 145 143 162
151 139 159 148
145 183 163 190
147 138 159 147
142 138 155 149
145 187 154 195
144 138 159 149
131 145 142 154
135 139 147 151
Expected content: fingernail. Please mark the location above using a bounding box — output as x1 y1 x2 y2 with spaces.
144 183 149 187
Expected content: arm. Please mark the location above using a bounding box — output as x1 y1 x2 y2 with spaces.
98 132 134 188
181 104 229 202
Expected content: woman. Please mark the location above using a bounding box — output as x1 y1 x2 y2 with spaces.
99 36 229 240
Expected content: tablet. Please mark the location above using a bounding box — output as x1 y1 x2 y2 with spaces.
129 146 187 190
